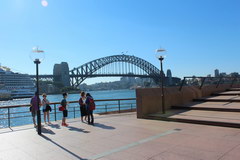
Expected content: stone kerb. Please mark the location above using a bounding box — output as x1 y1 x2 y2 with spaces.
136 84 239 119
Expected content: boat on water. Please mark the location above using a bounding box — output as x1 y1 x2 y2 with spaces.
0 65 35 99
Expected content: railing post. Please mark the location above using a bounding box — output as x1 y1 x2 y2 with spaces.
73 106 76 118
231 77 236 88
8 108 10 128
179 77 186 91
54 104 57 121
105 105 107 113
199 77 206 89
216 77 222 88
118 100 120 113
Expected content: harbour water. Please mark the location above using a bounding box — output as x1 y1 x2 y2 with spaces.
0 89 136 128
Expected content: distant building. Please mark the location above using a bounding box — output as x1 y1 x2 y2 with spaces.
166 69 173 85
230 72 239 77
53 62 70 87
214 69 219 77
220 72 227 77
167 69 172 77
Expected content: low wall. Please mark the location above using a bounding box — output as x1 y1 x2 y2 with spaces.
136 84 240 118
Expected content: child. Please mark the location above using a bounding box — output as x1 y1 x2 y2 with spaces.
61 92 69 127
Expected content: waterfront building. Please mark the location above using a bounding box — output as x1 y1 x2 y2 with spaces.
0 65 35 99
215 69 219 77
53 62 70 87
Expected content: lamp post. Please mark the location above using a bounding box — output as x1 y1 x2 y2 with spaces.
156 49 166 114
30 47 45 135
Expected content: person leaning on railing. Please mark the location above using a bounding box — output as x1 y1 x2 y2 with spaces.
86 93 95 125
30 92 41 128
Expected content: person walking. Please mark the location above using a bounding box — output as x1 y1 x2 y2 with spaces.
86 93 95 125
30 92 41 128
61 92 69 127
42 93 51 125
79 91 87 122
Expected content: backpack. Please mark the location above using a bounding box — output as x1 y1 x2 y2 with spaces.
89 97 96 111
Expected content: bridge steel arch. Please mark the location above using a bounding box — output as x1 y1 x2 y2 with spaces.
69 54 161 87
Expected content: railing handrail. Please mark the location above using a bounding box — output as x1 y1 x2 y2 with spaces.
0 98 137 128
179 76 240 91
183 76 240 79
0 98 136 109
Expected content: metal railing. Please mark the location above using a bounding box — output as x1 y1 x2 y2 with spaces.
179 76 240 91
0 98 136 129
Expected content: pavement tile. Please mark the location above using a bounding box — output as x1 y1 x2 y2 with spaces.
0 149 34 160
150 151 201 160
105 150 147 160
180 136 239 153
1 112 240 160
125 141 172 158
169 145 222 160
218 154 240 160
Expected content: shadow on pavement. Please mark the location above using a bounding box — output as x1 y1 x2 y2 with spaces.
41 134 88 160
68 126 90 133
48 123 61 129
41 127 55 135
93 123 115 130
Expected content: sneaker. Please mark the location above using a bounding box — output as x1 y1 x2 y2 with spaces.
61 122 64 126
64 123 69 127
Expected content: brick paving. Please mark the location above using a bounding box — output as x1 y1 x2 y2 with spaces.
1 112 240 160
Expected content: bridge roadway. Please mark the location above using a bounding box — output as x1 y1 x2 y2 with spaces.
1 112 240 159
30 74 153 79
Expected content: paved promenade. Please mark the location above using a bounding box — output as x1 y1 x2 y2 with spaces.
1 112 240 160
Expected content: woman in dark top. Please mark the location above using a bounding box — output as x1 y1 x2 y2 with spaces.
61 92 69 127
86 93 94 125
79 91 87 122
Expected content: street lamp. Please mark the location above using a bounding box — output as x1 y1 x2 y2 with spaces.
156 48 166 114
30 46 45 135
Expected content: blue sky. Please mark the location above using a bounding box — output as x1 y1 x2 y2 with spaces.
0 0 239 84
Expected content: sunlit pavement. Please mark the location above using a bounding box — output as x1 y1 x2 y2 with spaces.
1 112 240 160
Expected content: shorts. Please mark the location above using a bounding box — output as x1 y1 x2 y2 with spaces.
63 110 68 117
31 110 37 117
43 109 47 112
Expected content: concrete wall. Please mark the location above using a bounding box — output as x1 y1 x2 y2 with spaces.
136 84 240 118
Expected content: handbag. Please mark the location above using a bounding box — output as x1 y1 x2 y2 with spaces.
59 106 64 111
46 104 52 112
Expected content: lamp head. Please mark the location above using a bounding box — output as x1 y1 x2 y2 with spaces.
155 48 166 61
30 46 45 63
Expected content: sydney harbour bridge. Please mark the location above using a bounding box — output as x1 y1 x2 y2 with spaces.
30 54 176 87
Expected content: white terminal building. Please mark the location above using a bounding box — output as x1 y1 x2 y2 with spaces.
0 65 35 99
